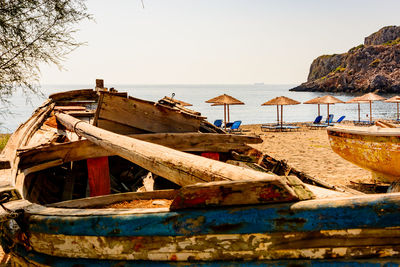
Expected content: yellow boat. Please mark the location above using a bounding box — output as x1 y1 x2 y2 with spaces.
327 125 400 182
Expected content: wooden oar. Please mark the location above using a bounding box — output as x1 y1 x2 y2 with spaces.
55 113 277 186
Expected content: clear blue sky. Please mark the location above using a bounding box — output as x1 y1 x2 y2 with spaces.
39 0 400 85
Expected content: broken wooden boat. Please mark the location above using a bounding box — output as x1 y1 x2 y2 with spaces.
1 83 400 266
328 124 400 183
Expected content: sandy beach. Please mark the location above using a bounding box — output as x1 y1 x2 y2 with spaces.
241 124 374 191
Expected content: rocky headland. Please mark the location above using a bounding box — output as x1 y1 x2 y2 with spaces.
290 26 400 93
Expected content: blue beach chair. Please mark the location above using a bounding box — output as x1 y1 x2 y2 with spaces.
213 119 223 128
313 115 323 124
336 116 345 123
227 120 242 132
306 115 325 129
325 114 334 124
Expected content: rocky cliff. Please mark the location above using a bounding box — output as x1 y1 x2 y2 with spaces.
291 26 400 93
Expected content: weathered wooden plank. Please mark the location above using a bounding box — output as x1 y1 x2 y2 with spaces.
96 92 202 133
18 133 261 169
170 177 314 210
47 189 177 208
65 110 95 117
96 118 147 135
54 106 86 111
55 113 278 186
23 159 63 176
27 229 400 261
2 100 54 192
54 100 96 106
49 89 97 102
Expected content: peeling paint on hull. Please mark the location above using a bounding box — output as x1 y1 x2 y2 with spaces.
27 229 400 261
10 245 400 267
5 192 400 265
328 129 400 182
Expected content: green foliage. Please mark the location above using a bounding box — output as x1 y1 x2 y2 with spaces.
333 66 346 73
0 134 10 151
369 58 381 67
0 0 92 101
319 54 337 59
382 38 400 46
348 44 364 53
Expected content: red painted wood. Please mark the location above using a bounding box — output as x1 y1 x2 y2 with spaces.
87 157 110 197
201 152 220 161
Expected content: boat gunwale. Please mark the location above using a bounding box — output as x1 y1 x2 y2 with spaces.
327 125 400 137
12 190 400 217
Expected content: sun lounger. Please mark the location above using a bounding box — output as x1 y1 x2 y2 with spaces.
213 119 223 127
306 116 323 128
226 122 234 128
227 120 242 133
261 124 300 132
312 115 323 124
308 123 329 129
309 114 336 129
336 116 345 123
325 114 334 124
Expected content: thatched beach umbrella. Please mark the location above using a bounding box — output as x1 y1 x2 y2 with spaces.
345 96 369 122
303 95 344 125
351 93 386 123
385 95 400 121
261 96 300 129
304 96 322 116
206 94 244 128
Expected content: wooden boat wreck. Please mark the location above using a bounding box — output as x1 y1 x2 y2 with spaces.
1 82 400 266
328 124 400 183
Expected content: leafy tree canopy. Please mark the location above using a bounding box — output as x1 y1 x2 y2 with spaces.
0 0 91 101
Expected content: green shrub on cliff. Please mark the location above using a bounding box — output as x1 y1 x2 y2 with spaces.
333 66 346 73
382 37 400 46
369 58 381 67
348 44 364 53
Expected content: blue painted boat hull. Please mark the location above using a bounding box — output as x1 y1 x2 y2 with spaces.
5 192 400 265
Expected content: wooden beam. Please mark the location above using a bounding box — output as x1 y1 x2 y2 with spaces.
18 133 260 169
96 92 202 133
55 113 277 186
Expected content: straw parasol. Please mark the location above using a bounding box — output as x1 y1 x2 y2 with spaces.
350 93 386 123
261 96 300 129
304 96 322 116
385 95 400 121
206 94 244 128
345 96 369 122
303 95 344 125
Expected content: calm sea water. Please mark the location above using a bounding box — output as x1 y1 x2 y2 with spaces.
3 84 399 133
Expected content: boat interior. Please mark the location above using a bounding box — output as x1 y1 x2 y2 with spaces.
1 81 366 211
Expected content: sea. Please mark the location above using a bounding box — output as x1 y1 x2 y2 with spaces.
2 84 399 133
